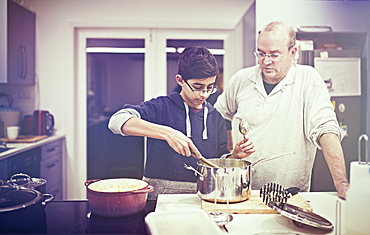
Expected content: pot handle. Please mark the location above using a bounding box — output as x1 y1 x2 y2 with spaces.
131 185 154 194
42 193 55 206
84 179 101 187
183 163 204 181
10 173 31 182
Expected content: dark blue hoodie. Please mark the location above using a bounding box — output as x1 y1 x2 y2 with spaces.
123 92 229 182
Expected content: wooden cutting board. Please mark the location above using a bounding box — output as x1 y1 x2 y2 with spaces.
0 135 48 143
201 190 312 214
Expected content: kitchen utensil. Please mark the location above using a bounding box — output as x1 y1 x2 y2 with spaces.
268 201 333 231
190 149 219 168
7 126 20 140
259 183 300 206
84 178 154 217
350 134 369 185
238 119 249 142
187 152 295 203
0 178 54 233
32 110 54 136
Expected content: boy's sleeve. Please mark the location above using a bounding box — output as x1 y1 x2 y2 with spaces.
108 108 141 136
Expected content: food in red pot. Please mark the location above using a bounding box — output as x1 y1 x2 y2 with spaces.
85 178 154 217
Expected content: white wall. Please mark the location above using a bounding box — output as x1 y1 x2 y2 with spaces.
17 0 252 199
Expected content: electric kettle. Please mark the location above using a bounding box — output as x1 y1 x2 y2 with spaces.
32 110 55 135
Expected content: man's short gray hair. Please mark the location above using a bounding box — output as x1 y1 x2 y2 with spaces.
261 21 296 48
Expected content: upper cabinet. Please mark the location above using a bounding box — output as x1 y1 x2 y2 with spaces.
1 0 35 85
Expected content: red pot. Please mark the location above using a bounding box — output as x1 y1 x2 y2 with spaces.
84 178 154 217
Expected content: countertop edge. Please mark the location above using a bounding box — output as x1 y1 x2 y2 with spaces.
0 135 65 161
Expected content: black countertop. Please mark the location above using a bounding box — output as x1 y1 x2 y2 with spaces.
0 199 157 234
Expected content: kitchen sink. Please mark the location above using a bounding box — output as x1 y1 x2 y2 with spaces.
0 141 12 154
0 147 13 154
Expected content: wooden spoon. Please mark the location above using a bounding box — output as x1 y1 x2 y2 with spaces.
190 150 219 168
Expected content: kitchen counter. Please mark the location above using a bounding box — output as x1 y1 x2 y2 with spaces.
0 192 346 234
155 192 345 235
0 135 64 160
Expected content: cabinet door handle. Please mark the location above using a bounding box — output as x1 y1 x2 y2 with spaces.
46 160 59 169
47 146 59 153
18 45 23 78
22 46 28 80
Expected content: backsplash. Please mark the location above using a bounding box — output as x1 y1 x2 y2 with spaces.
0 83 36 121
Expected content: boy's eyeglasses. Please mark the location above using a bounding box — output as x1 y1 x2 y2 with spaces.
185 81 218 95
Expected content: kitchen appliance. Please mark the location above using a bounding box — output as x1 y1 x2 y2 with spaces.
186 152 294 203
21 115 33 135
84 178 154 217
346 163 370 234
0 108 20 138
32 110 54 136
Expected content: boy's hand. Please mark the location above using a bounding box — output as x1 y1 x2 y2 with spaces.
230 136 255 159
164 127 200 157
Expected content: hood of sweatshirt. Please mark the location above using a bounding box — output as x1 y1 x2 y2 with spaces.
168 92 217 140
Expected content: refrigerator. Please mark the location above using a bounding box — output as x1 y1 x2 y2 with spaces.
298 49 366 192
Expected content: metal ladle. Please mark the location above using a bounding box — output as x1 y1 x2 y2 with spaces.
239 119 249 143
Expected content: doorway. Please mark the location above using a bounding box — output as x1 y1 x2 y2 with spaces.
86 39 145 180
74 27 242 198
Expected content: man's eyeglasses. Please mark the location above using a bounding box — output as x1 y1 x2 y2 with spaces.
253 46 293 60
185 81 218 95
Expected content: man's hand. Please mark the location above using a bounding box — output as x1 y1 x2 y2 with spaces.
230 136 255 159
320 133 349 199
336 181 349 199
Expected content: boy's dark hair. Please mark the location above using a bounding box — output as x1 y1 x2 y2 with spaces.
177 45 219 81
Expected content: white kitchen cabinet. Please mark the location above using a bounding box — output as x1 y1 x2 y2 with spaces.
40 139 63 200
4 0 35 84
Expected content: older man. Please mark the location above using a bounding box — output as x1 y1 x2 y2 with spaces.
214 21 349 198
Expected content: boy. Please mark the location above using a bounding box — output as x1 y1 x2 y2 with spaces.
108 45 254 197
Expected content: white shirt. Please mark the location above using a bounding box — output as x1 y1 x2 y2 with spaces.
214 62 342 191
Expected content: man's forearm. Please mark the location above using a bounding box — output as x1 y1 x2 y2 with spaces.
320 133 349 198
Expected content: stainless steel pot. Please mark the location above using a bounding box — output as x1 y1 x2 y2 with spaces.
85 178 154 217
9 173 47 193
186 152 294 203
0 179 54 233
